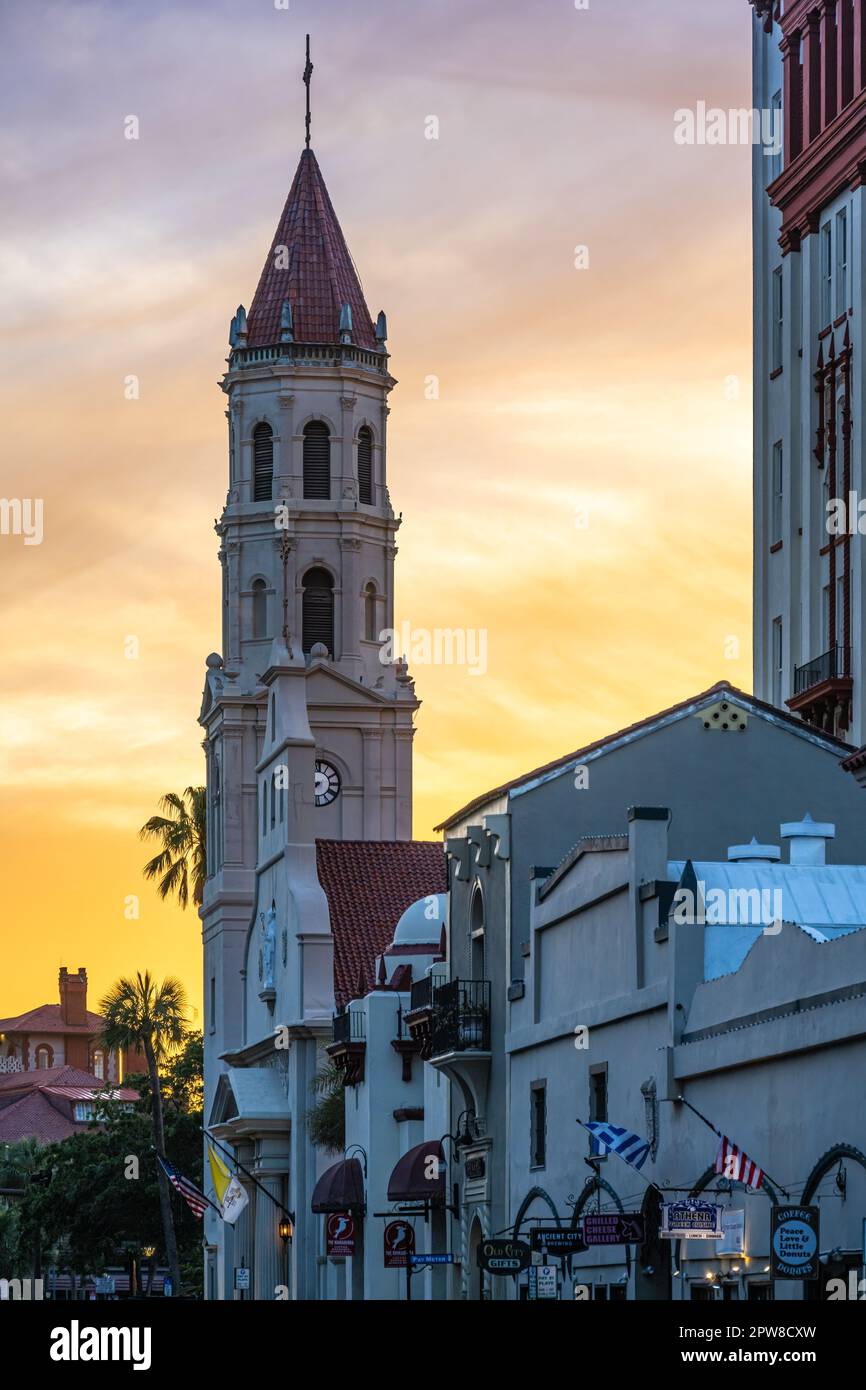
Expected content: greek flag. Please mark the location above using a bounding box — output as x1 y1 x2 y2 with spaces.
578 1120 651 1171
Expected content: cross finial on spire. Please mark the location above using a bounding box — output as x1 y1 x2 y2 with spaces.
303 34 313 150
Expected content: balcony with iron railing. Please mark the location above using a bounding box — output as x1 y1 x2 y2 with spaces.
429 979 491 1056
793 644 850 695
331 1008 366 1046
788 644 852 736
403 973 491 1076
327 1008 366 1086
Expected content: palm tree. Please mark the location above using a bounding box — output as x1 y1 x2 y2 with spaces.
140 786 206 909
99 973 187 1295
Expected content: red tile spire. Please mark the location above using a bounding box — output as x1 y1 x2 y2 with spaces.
246 148 378 351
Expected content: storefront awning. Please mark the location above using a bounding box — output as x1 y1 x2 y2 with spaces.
387 1140 445 1203
310 1157 365 1213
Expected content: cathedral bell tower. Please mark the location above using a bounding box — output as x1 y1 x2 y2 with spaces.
199 57 421 1299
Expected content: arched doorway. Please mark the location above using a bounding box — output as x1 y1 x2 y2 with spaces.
467 1215 485 1301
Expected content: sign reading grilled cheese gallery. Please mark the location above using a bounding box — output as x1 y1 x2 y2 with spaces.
661 1200 724 1239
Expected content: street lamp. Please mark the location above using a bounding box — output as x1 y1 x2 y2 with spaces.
278 1216 293 1242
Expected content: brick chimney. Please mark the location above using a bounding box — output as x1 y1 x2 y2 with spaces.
59 967 88 1027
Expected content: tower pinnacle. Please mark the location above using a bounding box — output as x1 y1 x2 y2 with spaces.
303 34 313 150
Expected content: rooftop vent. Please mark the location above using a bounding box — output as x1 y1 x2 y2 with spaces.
780 812 835 866
727 837 781 864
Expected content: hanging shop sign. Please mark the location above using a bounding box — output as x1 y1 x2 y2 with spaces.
477 1237 532 1274
715 1208 746 1257
661 1201 724 1240
326 1212 356 1258
530 1228 589 1256
384 1219 415 1268
527 1265 558 1300
583 1213 645 1246
771 1206 819 1281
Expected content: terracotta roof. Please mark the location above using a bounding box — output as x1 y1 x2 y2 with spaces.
0 1091 82 1143
0 1065 109 1094
246 148 378 350
0 1067 139 1143
315 839 447 1009
435 681 855 831
0 1003 104 1034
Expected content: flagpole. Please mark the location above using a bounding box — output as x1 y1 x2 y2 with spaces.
202 1126 296 1225
667 1097 790 1197
152 1148 224 1218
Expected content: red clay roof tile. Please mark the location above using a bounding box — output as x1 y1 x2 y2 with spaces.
315 839 447 1010
247 148 377 351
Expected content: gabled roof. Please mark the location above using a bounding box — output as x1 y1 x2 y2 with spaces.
246 148 378 351
435 681 854 831
0 1091 81 1143
0 1068 138 1143
0 1004 104 1035
0 1065 104 1093
315 840 447 1009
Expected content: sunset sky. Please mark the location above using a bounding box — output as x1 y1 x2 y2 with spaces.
0 0 753 1020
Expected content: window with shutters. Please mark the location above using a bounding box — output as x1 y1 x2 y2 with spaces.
364 582 377 641
253 422 274 502
252 578 268 639
302 566 335 655
303 421 331 499
358 426 374 504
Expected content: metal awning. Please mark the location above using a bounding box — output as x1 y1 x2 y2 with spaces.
310 1157 365 1213
387 1140 445 1203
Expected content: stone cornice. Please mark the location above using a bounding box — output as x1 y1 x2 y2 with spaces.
769 85 866 250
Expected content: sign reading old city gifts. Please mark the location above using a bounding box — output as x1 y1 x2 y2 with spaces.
661 1201 724 1240
771 1206 820 1281
326 1212 356 1258
477 1237 532 1274
383 1220 415 1268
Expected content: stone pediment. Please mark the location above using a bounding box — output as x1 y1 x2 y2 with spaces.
304 661 394 708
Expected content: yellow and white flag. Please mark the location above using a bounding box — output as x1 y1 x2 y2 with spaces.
208 1144 249 1225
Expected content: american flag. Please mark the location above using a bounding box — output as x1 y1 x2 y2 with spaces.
715 1135 764 1191
157 1154 210 1218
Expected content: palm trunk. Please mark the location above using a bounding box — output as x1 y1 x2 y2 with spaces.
145 1037 182 1296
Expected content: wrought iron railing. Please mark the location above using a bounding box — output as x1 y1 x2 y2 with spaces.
408 974 433 1013
332 1009 365 1045
793 644 850 695
430 978 491 1055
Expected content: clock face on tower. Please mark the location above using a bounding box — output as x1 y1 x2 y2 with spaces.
314 760 341 807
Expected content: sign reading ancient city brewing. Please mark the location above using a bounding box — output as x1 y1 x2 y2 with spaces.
326 1212 356 1258
530 1227 589 1255
383 1220 415 1268
477 1237 532 1274
771 1206 820 1280
582 1213 645 1246
661 1201 724 1240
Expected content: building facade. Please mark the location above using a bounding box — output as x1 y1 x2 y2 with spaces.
751 0 866 740
0 968 129 1082
427 681 866 1297
508 804 866 1301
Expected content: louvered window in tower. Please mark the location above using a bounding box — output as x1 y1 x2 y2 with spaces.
302 567 335 655
253 423 274 501
358 426 373 504
252 578 268 639
303 421 331 498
